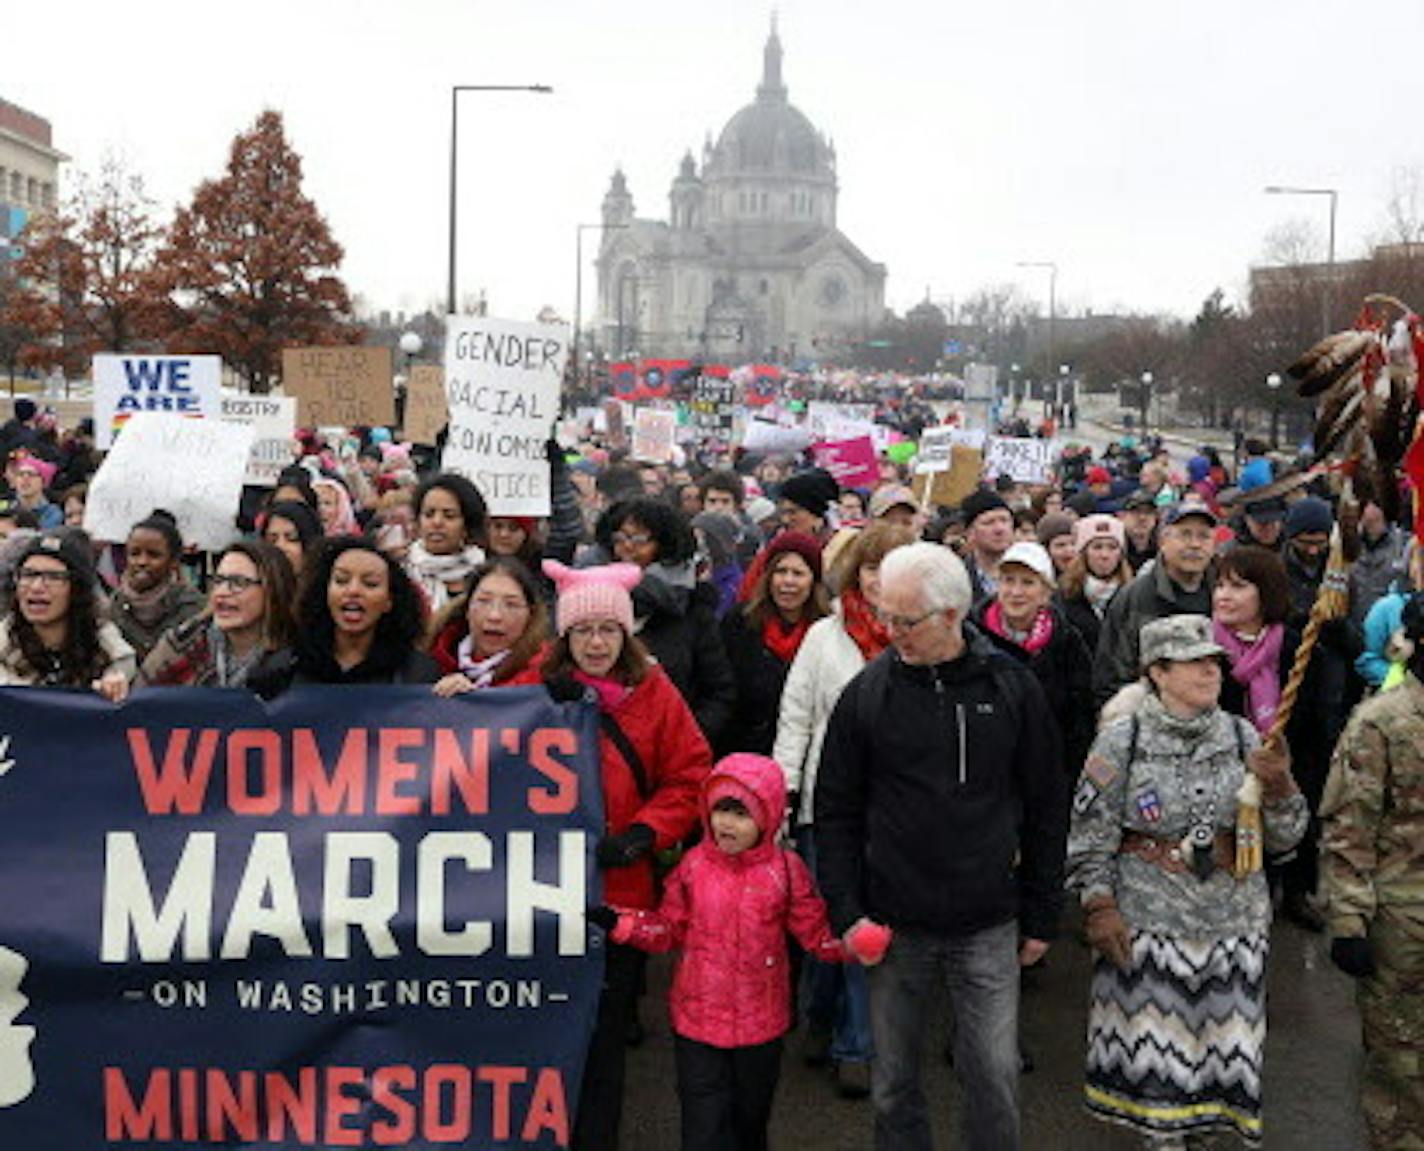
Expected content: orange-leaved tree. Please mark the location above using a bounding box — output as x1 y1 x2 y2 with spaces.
147 109 360 392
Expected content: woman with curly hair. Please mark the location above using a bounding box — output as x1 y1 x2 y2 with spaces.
280 537 438 687
140 541 297 691
0 531 134 698
595 496 736 747
405 472 488 611
427 557 550 696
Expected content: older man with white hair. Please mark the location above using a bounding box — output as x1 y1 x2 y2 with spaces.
814 542 1068 1151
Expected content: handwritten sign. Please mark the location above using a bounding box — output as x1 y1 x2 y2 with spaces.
281 346 394 429
220 394 296 486
92 355 223 450
403 364 447 446
631 408 677 464
807 402 875 443
742 419 813 455
911 445 985 509
442 315 568 516
985 436 1056 484
916 426 986 474
690 374 736 436
83 413 254 550
812 435 878 488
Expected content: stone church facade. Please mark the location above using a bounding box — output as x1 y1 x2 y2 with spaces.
595 22 887 364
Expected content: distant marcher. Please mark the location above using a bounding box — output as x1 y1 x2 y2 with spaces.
1056 514 1132 656
261 500 322 579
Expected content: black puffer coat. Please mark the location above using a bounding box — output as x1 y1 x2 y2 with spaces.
633 570 737 748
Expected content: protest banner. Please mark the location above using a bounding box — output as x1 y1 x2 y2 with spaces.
806 401 875 443
631 408 677 463
985 436 1057 484
812 435 879 488
441 316 568 516
916 425 986 473
281 346 395 429
0 685 603 1149
219 394 297 487
741 419 813 455
689 373 736 436
83 413 254 551
403 364 447 446
92 355 224 450
910 444 984 509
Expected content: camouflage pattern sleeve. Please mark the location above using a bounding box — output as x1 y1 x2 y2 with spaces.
1066 718 1134 905
1246 723 1310 856
1319 711 1387 939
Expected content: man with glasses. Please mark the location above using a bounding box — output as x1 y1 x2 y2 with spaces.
814 543 1066 1151
1092 502 1218 707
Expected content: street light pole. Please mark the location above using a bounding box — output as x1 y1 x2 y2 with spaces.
1264 185 1338 336
1017 261 1057 397
448 84 553 317
1266 371 1282 447
574 222 627 388
1140 371 1153 434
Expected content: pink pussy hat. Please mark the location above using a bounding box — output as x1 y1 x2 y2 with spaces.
543 560 642 636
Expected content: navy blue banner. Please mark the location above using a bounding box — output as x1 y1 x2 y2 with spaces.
0 685 604 1148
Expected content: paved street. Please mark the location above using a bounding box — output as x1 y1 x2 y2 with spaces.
622 916 1367 1149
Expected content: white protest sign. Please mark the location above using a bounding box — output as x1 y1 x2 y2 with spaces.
742 419 814 455
441 315 569 516
807 401 875 442
631 408 678 463
220 393 297 486
83 412 254 550
916 426 987 474
92 354 223 449
984 436 1057 484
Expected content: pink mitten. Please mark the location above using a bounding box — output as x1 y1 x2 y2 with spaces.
844 919 893 966
610 915 635 946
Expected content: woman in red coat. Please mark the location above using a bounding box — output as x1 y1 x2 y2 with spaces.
512 560 711 1150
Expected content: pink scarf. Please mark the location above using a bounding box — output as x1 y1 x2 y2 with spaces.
1212 619 1284 735
984 600 1055 654
573 669 634 713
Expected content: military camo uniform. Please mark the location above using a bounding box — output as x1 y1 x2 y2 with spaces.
1321 671 1424 1151
1067 695 1307 1144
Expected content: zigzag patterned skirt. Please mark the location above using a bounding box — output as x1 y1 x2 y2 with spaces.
1084 931 1268 1144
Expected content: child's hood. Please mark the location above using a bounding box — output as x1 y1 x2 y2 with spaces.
701 753 785 860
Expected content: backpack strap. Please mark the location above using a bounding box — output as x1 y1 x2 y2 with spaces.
600 712 650 801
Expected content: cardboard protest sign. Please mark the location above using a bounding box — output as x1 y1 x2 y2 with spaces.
219 394 297 486
442 316 568 516
689 373 737 436
910 444 984 508
985 436 1056 484
84 413 253 550
403 364 447 446
0 685 603 1150
281 346 395 429
631 408 677 464
92 355 224 450
812 435 879 488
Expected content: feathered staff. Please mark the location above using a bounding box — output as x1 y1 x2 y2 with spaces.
1234 295 1424 877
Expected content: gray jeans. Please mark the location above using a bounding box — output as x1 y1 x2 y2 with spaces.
868 919 1020 1151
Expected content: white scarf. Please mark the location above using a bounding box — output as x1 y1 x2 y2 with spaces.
405 540 485 611
1084 574 1119 618
455 637 509 689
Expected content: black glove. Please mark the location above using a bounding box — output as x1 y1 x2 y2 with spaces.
1330 936 1376 979
546 676 588 704
596 823 655 868
546 437 567 469
586 906 618 933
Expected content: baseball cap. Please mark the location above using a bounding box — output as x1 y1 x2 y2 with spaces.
1000 541 1055 586
1161 502 1218 527
1242 496 1288 523
869 485 917 519
1139 614 1225 669
1122 489 1157 512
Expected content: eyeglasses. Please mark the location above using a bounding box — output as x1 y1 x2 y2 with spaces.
569 622 623 641
211 574 263 592
611 532 652 547
16 569 70 586
471 596 529 614
875 607 940 633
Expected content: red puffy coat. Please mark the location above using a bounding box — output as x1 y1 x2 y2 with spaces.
510 662 710 909
613 753 845 1049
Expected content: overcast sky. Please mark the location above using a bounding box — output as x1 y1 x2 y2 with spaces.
8 0 1424 331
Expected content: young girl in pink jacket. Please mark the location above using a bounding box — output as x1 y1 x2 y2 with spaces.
603 753 868 1151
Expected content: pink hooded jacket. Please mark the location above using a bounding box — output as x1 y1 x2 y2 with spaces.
612 753 844 1049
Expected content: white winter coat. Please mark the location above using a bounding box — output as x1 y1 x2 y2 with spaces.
772 601 867 827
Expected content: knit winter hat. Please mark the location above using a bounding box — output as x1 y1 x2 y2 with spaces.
543 560 641 636
778 468 839 518
1285 496 1333 538
1086 465 1112 486
1073 513 1126 554
13 398 36 423
8 452 56 486
763 530 823 580
1035 512 1075 547
959 487 1011 527
15 529 95 589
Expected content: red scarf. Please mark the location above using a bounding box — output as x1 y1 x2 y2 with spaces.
840 587 892 661
984 600 1055 654
761 613 811 665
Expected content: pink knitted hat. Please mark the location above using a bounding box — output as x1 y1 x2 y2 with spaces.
543 560 642 636
1074 513 1125 554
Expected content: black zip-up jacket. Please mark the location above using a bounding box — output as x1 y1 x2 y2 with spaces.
814 627 1067 943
